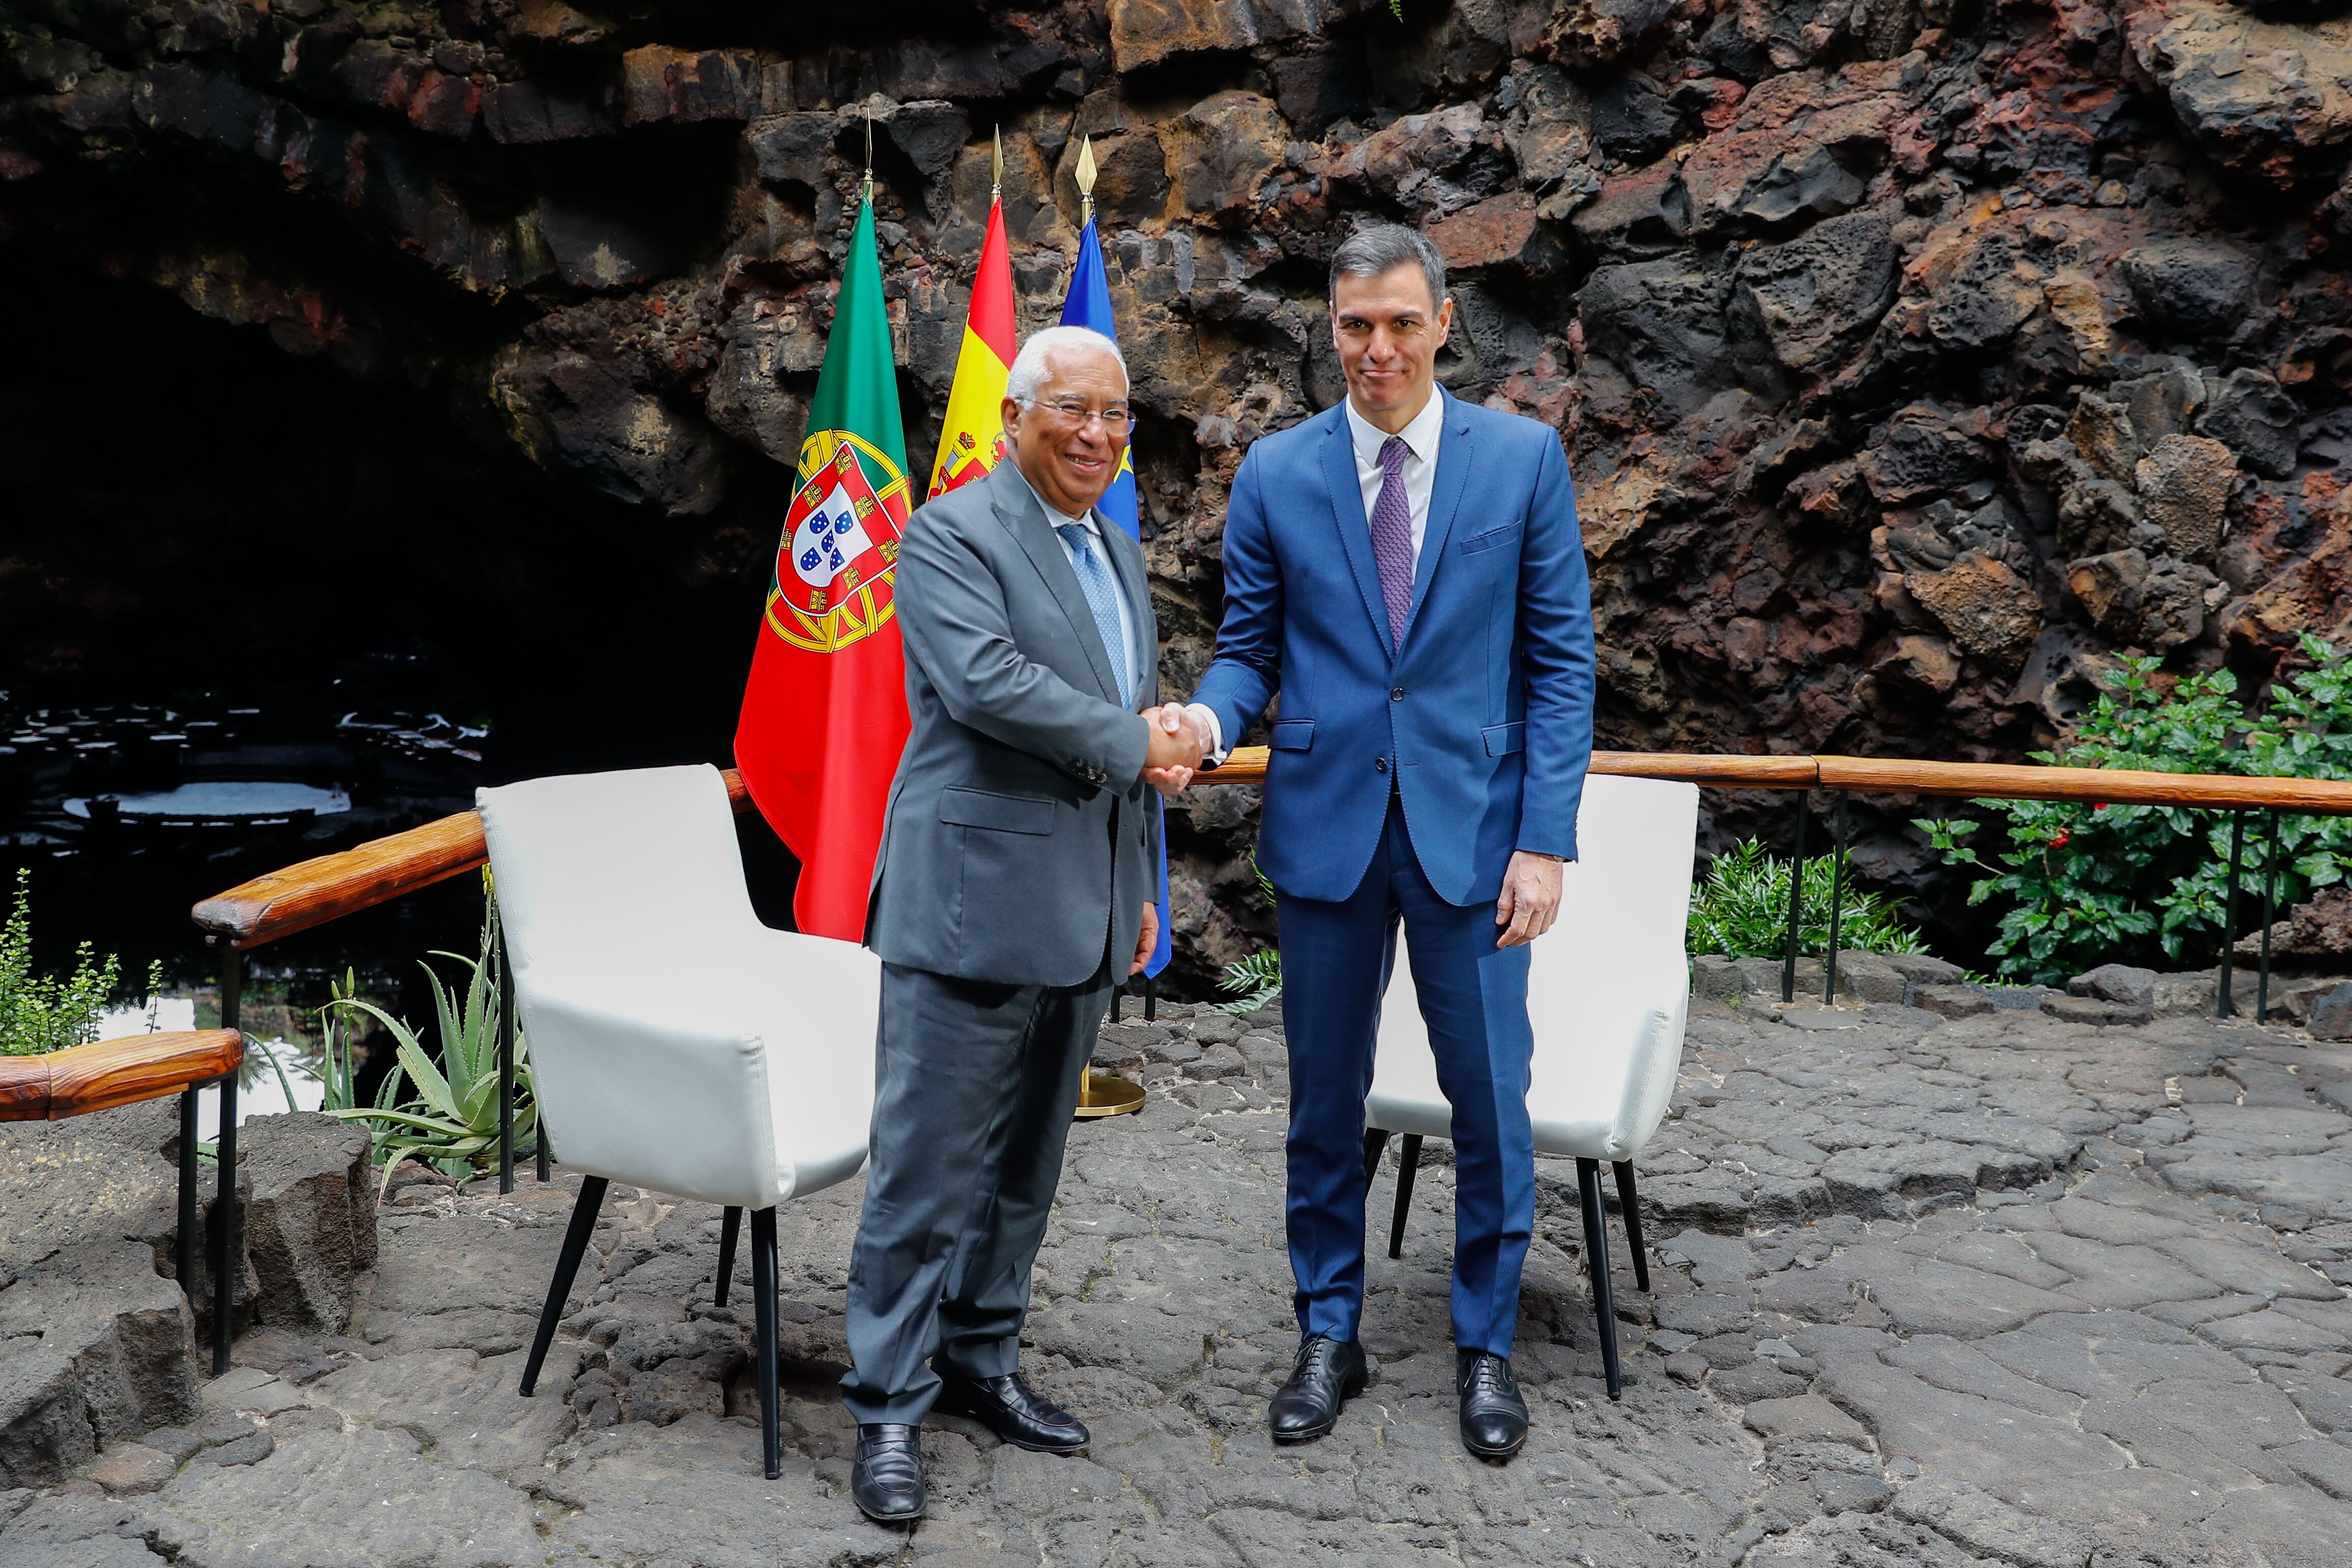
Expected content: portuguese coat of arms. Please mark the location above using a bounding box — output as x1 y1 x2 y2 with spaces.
765 431 910 655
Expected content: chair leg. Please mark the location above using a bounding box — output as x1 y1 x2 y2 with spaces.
1361 1127 1389 1184
1388 1134 1422 1260
1613 1161 1651 1294
521 1175 608 1397
1576 1158 1622 1402
714 1206 742 1308
751 1207 781 1482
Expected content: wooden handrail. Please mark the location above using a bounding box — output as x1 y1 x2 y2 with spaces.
0 1030 244 1121
1198 748 1826 788
193 770 753 948
190 752 2352 950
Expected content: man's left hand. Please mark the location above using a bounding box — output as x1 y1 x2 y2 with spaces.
1494 851 1563 948
1131 900 1159 976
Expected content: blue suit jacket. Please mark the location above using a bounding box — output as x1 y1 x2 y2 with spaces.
1192 388 1596 907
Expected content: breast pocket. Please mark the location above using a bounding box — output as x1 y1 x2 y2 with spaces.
1460 521 1523 555
938 787 1054 834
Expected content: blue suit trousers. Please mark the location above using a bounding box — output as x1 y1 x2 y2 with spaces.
1279 792 1536 1357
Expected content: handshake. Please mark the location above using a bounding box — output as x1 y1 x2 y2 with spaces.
1140 702 1208 797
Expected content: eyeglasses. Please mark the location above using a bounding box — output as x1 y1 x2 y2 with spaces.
1033 396 1132 433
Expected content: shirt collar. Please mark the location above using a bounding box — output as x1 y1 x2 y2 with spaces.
1011 462 1099 535
1344 385 1445 469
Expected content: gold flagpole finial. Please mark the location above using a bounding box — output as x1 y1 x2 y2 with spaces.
862 109 874 203
1075 134 1097 226
991 125 1003 200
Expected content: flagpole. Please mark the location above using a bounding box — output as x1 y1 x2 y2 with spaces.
1067 128 1144 1122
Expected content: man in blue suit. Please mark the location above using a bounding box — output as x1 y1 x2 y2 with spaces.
1158 224 1594 1460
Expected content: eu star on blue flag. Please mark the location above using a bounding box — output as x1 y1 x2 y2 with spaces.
1060 215 1170 979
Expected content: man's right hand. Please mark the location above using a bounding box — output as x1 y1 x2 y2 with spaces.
1142 704 1202 794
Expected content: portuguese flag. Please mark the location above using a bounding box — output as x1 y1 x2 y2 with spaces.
925 191 1015 499
734 193 912 942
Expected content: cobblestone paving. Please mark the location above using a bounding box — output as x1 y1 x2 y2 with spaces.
10 997 2352 1567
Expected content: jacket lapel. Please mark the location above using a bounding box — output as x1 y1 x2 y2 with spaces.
990 465 1121 703
1318 407 1394 652
1400 388 1472 650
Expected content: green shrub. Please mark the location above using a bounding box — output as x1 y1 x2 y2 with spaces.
1687 839 1928 959
1215 862 1282 1015
1920 635 2352 986
0 869 161 1056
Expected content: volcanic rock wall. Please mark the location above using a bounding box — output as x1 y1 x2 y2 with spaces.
7 0 2352 983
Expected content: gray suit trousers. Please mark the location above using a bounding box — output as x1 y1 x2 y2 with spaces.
839 958 1115 1425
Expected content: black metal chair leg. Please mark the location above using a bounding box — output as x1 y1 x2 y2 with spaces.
1613 1160 1650 1293
211 1073 239 1375
1577 1158 1622 1401
751 1207 781 1481
1362 1127 1389 1183
1388 1134 1422 1260
715 1206 742 1307
521 1175 608 1396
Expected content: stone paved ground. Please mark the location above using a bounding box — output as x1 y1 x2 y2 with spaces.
11 996 2352 1567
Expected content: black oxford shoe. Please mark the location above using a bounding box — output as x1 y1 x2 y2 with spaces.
1457 1350 1529 1460
850 1424 926 1522
934 1372 1089 1454
1269 1334 1369 1443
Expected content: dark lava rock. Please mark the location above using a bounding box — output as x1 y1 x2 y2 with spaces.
2069 964 2160 1009
18 0 2352 997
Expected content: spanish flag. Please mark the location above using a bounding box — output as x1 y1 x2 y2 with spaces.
925 171 1016 499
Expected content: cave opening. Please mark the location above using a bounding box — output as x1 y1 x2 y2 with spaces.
0 247 802 990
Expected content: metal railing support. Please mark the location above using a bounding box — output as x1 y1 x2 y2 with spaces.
2259 809 2280 1023
497 912 516 1195
212 941 243 1377
2218 810 2246 1018
1824 795 1849 1005
1781 795 1807 1004
176 1086 199 1295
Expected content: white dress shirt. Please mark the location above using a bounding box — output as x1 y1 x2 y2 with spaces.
1016 466 1140 704
1186 390 1447 763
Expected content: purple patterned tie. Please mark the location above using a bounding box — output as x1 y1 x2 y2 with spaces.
1369 435 1415 650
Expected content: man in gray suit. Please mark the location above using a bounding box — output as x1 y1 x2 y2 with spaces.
840 326 1204 1522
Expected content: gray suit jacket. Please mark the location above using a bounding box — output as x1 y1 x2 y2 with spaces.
867 461 1162 987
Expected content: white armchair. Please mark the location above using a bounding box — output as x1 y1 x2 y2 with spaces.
477 764 878 1479
1364 773 1699 1399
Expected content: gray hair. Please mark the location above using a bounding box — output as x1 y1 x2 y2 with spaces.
1329 223 1448 312
1006 324 1129 405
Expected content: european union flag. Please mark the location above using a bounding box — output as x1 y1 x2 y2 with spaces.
1061 217 1169 979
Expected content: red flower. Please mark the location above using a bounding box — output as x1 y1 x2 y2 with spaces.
2049 829 2072 850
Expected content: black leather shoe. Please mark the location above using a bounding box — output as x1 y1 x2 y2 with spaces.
1269 1334 1369 1443
1457 1350 1529 1459
934 1372 1089 1454
850 1424 925 1522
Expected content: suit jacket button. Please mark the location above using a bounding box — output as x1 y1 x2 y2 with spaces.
1391 687 1405 701
1375 757 1390 774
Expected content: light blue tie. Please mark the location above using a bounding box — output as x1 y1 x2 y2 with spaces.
1055 522 1132 708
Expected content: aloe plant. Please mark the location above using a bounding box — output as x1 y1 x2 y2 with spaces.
323 893 534 1194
